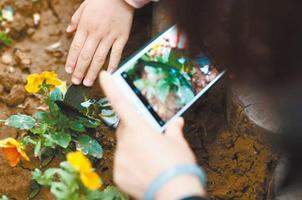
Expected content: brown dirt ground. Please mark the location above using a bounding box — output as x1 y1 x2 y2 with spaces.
0 0 276 199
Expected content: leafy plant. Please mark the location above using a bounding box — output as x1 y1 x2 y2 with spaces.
32 151 127 200
0 71 124 199
0 72 118 164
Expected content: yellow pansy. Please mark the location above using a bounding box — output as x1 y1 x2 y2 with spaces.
67 151 102 190
80 171 102 190
25 71 62 94
41 71 62 87
25 73 44 93
0 138 30 167
67 151 92 172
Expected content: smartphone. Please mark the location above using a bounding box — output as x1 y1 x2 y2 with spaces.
113 25 226 132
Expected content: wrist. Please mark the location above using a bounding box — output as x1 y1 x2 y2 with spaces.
156 175 206 200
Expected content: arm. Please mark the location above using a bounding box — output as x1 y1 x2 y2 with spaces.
99 71 206 200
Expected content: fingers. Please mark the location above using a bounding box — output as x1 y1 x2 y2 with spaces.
65 29 87 74
107 38 127 72
71 35 101 85
84 36 115 86
165 117 185 139
66 1 87 33
99 71 140 121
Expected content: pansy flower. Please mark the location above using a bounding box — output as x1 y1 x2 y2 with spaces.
67 151 102 190
0 138 30 167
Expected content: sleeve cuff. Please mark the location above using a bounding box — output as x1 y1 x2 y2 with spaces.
124 0 151 8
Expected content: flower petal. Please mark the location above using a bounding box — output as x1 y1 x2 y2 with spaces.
0 138 30 161
42 71 62 87
80 171 102 190
1 147 21 167
25 74 43 93
67 151 91 173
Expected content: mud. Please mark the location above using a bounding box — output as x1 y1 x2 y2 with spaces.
0 0 276 199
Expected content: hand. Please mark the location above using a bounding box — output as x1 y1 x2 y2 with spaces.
99 71 206 200
65 0 134 87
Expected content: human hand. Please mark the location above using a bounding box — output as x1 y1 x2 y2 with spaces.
99 71 206 200
65 0 134 87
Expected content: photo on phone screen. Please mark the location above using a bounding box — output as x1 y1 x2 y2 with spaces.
115 26 225 130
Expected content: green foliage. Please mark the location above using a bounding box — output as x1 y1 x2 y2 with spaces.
32 162 127 200
1 81 121 199
5 114 36 130
76 135 103 159
0 32 12 46
32 162 80 200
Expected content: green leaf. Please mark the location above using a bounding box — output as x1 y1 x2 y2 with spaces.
5 114 36 130
70 121 85 132
50 88 63 102
76 135 103 159
51 132 71 148
34 111 48 120
32 168 57 186
31 123 47 135
0 32 12 46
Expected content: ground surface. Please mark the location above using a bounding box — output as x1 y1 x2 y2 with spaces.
0 1 276 199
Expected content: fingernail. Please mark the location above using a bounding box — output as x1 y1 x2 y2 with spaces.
72 77 82 85
65 66 73 74
66 25 72 32
83 79 93 87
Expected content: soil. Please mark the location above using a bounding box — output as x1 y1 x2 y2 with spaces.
0 1 276 199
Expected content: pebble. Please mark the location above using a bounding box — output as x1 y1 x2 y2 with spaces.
1 52 13 65
14 49 31 69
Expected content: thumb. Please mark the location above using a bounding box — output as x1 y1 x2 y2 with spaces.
99 71 140 122
165 117 185 139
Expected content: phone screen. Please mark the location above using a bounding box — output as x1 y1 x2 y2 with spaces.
119 26 225 127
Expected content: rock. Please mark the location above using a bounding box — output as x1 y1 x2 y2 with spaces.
0 65 25 90
1 52 13 65
227 84 280 144
1 85 27 106
14 49 31 69
23 97 42 115
45 41 64 58
26 28 36 36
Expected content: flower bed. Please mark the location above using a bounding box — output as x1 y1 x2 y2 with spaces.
0 71 126 200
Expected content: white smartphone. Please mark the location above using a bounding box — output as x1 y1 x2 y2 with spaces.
113 25 226 132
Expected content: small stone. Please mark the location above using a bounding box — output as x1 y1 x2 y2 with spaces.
1 52 13 65
27 28 36 36
45 42 64 58
1 85 27 106
14 49 31 69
